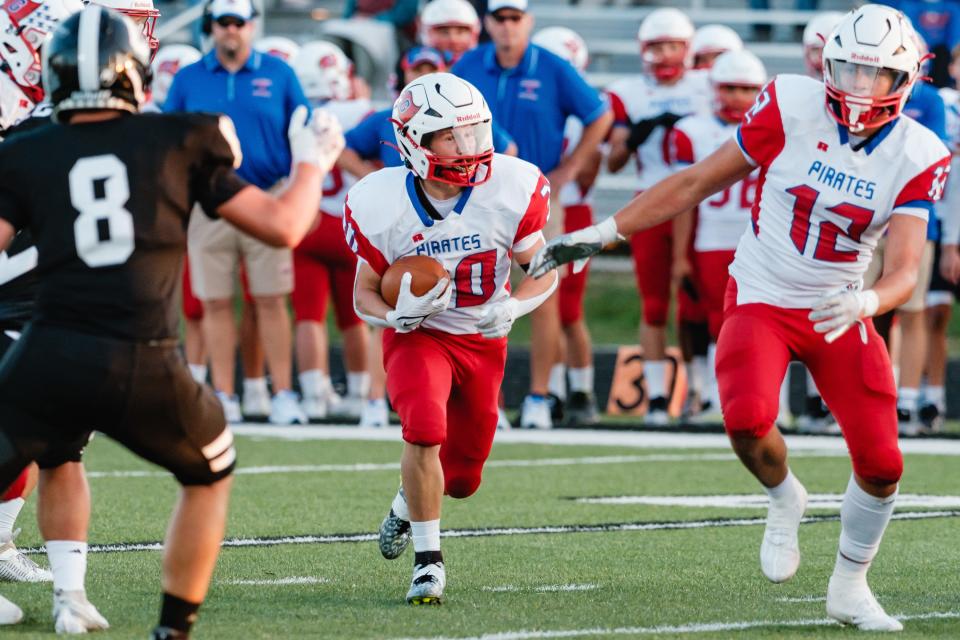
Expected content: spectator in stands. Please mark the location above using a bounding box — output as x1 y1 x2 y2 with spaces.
880 0 960 86
164 0 310 425
453 0 613 429
344 0 420 45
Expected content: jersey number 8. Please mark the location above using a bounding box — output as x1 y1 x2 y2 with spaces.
69 155 135 268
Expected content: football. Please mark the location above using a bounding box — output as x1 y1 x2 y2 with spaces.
380 255 449 308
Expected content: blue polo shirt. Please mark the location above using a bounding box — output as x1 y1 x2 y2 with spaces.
163 49 309 189
345 107 515 166
453 43 608 174
904 81 947 242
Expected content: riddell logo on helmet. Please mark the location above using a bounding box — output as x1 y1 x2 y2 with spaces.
850 52 880 64
456 113 482 123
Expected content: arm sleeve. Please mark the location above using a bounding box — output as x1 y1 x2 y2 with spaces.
512 172 551 249
735 79 785 167
556 60 608 126
190 115 251 217
492 122 514 153
606 89 630 130
345 111 387 159
669 127 695 166
891 154 952 221
343 197 390 275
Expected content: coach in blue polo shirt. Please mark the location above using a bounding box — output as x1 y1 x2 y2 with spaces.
164 0 310 426
453 0 613 430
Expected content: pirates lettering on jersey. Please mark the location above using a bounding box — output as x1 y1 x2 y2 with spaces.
806 161 877 199
344 154 549 334
672 114 759 252
730 74 951 308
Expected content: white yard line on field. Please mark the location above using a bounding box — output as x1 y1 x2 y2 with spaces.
229 425 960 455
388 610 960 640
575 493 960 510
483 584 600 593
221 576 328 586
20 509 960 556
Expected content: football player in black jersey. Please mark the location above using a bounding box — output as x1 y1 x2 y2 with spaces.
0 6 343 638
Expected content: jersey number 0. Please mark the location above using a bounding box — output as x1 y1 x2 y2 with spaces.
69 155 135 268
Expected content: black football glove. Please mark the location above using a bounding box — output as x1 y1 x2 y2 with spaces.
625 112 683 152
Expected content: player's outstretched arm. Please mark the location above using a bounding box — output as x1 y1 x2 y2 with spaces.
0 219 13 252
477 236 559 339
353 261 452 333
531 139 752 278
217 107 345 248
809 214 927 343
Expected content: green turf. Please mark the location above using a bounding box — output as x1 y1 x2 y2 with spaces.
4 433 960 638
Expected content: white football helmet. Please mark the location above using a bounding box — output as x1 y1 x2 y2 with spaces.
533 26 588 72
803 11 844 77
0 0 83 102
637 8 694 82
151 44 201 105
392 72 493 186
691 25 743 69
256 36 300 62
292 40 353 103
420 0 479 63
89 0 160 57
822 5 920 132
710 50 767 122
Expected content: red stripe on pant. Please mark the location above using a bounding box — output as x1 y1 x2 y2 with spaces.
292 212 363 329
383 328 507 498
717 278 902 485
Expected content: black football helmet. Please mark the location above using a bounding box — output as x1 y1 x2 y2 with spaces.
42 5 152 120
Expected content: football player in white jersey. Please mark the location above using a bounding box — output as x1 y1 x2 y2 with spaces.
533 6 949 629
347 73 557 604
669 50 765 421
532 26 601 425
690 24 743 70
291 41 373 420
606 8 712 423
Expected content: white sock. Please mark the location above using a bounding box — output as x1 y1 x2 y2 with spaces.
347 372 370 398
834 475 896 580
924 385 945 411
188 364 207 384
706 344 720 408
805 369 820 396
764 469 801 504
779 374 791 417
690 356 707 397
391 488 410 521
897 387 919 413
0 498 25 536
568 366 593 393
645 360 667 399
46 540 87 592
244 377 269 397
548 364 567 400
298 369 326 399
411 520 441 553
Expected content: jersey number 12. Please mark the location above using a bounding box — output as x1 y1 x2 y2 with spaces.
69 155 135 268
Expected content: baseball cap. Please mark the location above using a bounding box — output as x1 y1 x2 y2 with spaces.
487 0 527 13
401 46 447 71
210 0 254 21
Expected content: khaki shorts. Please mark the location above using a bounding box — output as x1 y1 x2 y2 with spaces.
862 238 934 312
187 207 293 301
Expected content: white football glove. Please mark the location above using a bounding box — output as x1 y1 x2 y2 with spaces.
808 289 879 344
477 298 520 339
385 273 452 333
288 105 345 173
529 216 621 279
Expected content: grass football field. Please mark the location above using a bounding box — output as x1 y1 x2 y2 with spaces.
4 426 960 638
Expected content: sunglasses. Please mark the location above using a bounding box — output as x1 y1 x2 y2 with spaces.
215 15 247 28
491 12 524 23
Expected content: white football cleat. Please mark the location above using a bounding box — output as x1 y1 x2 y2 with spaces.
760 480 808 583
0 593 22 625
334 394 364 421
496 408 512 431
520 395 552 429
406 561 445 605
215 391 243 424
242 383 272 419
827 574 903 632
645 397 670 426
269 390 308 425
0 530 53 582
360 399 389 427
53 589 110 634
301 394 328 421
